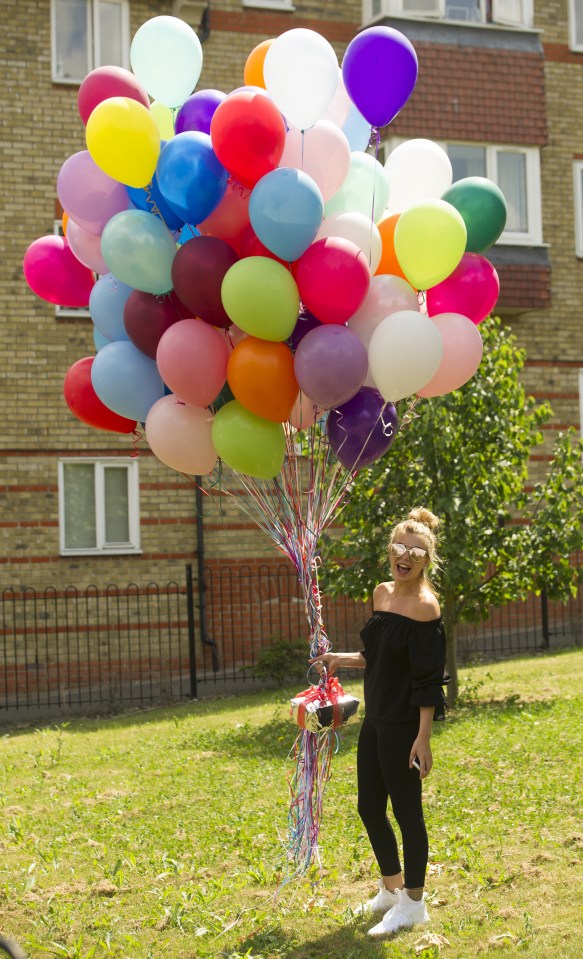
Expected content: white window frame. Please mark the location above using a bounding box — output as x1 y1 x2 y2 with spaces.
53 220 92 319
58 458 141 556
362 0 533 28
51 0 130 85
574 161 583 257
569 0 583 52
242 0 294 10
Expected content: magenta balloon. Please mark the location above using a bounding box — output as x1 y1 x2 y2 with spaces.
124 290 191 359
57 151 129 236
171 235 239 328
294 237 370 325
417 313 483 398
66 218 109 274
426 253 500 326
23 235 95 307
294 324 368 409
157 318 230 408
78 66 150 125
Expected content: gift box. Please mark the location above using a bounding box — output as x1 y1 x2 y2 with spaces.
291 676 360 733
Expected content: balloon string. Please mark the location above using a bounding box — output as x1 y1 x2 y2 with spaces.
368 126 381 268
130 429 143 458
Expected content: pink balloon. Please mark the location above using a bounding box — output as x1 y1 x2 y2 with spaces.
417 313 483 398
348 274 419 348
23 235 95 307
294 237 370 325
279 120 351 203
57 151 129 236
426 253 500 326
145 395 217 475
198 178 251 252
78 66 150 125
156 319 229 407
66 219 109 275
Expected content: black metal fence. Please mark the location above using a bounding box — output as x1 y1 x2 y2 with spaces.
1 562 581 723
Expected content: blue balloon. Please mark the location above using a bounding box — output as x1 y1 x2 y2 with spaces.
89 273 133 342
177 223 201 245
126 175 185 232
342 102 372 153
91 341 165 423
156 132 229 225
249 168 324 262
93 327 111 351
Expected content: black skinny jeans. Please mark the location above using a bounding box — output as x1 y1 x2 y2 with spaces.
357 716 429 889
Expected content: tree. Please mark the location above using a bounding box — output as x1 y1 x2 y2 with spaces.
320 316 583 702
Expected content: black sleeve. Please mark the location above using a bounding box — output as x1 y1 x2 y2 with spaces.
408 620 448 719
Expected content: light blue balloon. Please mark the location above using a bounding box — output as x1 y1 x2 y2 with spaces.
89 273 133 342
130 15 203 109
249 168 324 262
178 223 201 245
101 210 176 295
91 341 165 423
156 132 228 225
342 102 372 152
93 327 112 351
324 152 389 223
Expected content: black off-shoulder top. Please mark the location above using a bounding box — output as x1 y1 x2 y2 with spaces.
360 610 448 723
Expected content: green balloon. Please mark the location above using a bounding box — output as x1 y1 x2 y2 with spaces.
212 400 286 480
221 257 300 342
441 177 507 254
324 152 389 224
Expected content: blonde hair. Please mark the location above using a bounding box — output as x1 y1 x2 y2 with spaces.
388 507 441 591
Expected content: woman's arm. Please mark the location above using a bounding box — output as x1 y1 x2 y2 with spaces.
410 705 435 779
309 651 366 674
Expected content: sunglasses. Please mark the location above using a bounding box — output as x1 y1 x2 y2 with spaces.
389 542 428 564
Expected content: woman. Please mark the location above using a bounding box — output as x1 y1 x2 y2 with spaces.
310 507 447 937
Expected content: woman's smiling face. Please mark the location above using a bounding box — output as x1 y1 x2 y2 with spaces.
388 532 429 585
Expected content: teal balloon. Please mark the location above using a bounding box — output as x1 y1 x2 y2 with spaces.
212 400 286 480
441 177 507 254
324 151 388 223
130 16 203 108
101 210 176 295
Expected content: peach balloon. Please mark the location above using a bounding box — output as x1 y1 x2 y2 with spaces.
289 392 321 430
145 395 217 475
417 313 483 398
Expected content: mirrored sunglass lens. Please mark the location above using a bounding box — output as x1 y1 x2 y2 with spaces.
409 548 426 562
391 543 406 556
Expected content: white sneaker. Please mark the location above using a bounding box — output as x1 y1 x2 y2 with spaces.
368 889 429 937
353 879 400 916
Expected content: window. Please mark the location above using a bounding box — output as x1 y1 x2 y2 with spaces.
363 0 533 28
51 0 130 84
569 0 583 51
574 161 583 257
59 459 141 555
242 0 293 10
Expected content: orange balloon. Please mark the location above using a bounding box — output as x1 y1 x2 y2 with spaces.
62 212 69 236
227 336 298 423
375 213 408 282
243 39 274 90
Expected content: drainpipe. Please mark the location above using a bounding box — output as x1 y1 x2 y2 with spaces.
195 479 220 672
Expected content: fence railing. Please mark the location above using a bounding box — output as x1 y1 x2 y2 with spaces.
1 563 581 722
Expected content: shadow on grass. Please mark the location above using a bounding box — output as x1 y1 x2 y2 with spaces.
233 919 388 959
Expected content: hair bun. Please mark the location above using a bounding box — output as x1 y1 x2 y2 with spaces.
408 507 440 531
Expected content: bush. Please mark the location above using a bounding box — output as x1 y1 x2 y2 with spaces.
249 636 310 687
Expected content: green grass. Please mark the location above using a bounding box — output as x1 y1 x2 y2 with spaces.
1 649 582 959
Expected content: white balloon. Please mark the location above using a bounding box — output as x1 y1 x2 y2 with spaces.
385 139 453 213
279 121 350 203
321 68 351 128
368 310 443 402
316 212 382 274
264 29 339 131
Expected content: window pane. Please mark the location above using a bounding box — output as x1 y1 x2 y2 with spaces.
574 0 583 46
497 152 528 233
53 0 89 81
402 0 440 13
445 1 482 22
104 467 130 543
492 0 525 26
447 144 486 181
63 464 96 549
371 0 382 15
97 1 123 66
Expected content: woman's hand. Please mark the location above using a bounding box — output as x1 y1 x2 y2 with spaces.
410 737 433 779
309 652 341 676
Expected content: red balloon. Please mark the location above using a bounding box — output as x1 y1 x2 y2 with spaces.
64 357 137 433
78 66 150 125
210 91 286 189
171 235 239 329
198 177 251 252
294 238 371 325
124 290 191 359
23 235 95 307
238 223 288 265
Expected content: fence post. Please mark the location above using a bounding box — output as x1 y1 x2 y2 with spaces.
185 563 198 699
541 588 550 649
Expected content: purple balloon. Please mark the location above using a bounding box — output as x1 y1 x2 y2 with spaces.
175 89 226 135
57 151 129 236
294 325 368 410
327 387 398 471
288 308 322 352
342 27 418 128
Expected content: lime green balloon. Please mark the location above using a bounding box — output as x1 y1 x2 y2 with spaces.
212 400 286 479
324 152 389 224
393 199 467 291
221 257 300 342
442 176 507 253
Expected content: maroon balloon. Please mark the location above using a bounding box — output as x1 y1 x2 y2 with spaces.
327 387 398 471
124 290 191 359
171 236 239 329
64 357 137 433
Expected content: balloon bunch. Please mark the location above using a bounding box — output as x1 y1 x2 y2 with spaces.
23 17 506 877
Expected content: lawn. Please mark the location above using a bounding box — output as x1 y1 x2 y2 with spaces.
0 649 581 959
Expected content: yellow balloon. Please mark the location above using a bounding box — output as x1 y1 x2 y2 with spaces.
150 100 175 140
86 97 161 188
393 199 467 291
